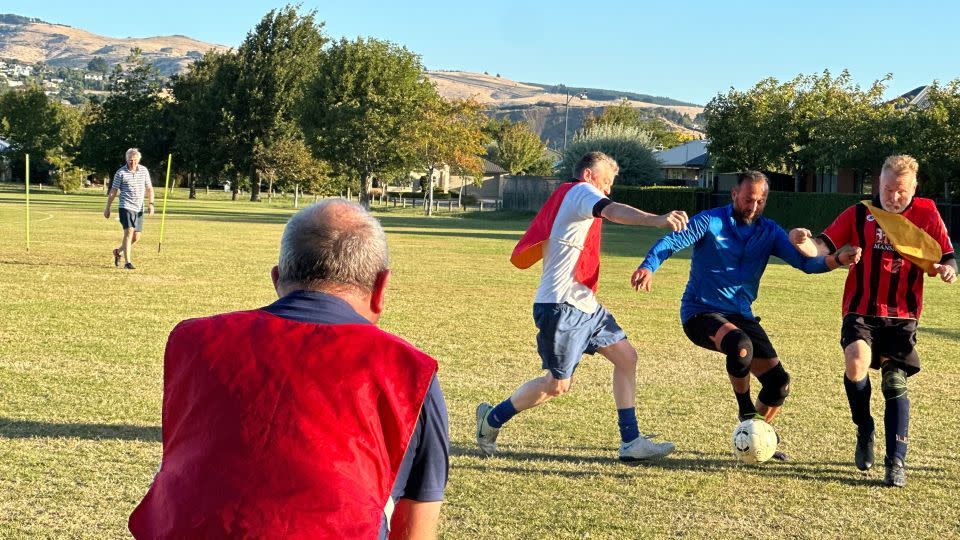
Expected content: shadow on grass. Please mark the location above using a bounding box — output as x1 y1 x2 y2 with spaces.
0 258 113 269
0 418 161 442
451 444 941 487
920 326 960 340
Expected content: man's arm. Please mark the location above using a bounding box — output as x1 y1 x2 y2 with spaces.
774 225 860 273
788 228 832 257
600 202 689 231
389 500 441 540
631 211 711 291
145 181 155 215
933 258 957 284
104 187 119 218
389 375 448 540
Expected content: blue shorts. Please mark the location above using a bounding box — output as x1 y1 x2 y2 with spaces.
119 209 143 232
532 302 627 380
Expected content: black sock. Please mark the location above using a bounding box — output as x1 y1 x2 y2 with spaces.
735 390 756 420
844 375 874 435
885 396 909 464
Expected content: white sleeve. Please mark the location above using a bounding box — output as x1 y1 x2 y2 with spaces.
570 183 607 220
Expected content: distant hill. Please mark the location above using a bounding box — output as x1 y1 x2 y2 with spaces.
0 13 228 75
426 71 704 149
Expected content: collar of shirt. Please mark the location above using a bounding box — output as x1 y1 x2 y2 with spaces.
262 290 370 325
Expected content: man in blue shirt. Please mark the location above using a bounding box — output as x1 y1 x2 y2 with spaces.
632 172 860 456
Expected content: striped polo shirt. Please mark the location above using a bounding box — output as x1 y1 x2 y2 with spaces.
112 165 151 212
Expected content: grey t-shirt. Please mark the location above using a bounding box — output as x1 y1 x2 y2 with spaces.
112 165 151 212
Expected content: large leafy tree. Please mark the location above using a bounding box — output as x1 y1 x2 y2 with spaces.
490 119 553 176
78 48 169 179
233 5 326 202
0 85 86 184
558 123 659 184
417 96 486 214
170 50 241 198
299 37 435 209
908 81 960 198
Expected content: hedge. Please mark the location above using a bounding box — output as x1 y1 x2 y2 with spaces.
611 186 866 233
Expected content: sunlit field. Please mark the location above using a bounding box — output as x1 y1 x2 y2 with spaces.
1 186 958 538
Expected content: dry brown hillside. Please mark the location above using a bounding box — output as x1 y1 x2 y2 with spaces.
427 70 703 118
0 17 228 75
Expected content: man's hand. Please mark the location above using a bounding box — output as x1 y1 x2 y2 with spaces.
148 203 155 216
631 267 654 291
934 263 957 284
789 228 812 246
837 246 862 266
103 207 110 219
655 210 688 232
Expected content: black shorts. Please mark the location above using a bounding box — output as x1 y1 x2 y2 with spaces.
119 209 144 232
682 312 778 359
840 314 920 376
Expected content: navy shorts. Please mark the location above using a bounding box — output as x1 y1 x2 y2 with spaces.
841 314 920 376
532 302 627 380
119 209 144 232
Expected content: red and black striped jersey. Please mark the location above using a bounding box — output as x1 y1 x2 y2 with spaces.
819 196 955 320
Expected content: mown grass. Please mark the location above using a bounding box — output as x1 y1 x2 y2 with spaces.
0 185 958 539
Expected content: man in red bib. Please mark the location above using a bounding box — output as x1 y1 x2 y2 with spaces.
129 200 449 539
790 155 956 487
476 151 689 463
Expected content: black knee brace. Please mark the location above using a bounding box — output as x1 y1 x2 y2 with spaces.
720 330 753 378
881 364 908 401
757 363 790 407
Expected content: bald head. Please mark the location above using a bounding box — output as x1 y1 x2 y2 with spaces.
277 199 389 293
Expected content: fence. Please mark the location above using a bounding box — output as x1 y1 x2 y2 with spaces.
500 176 564 211
384 196 500 212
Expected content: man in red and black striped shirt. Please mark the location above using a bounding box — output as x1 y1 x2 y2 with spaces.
790 155 956 487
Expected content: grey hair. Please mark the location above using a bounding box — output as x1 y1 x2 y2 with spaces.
573 151 619 179
277 199 389 293
125 148 141 160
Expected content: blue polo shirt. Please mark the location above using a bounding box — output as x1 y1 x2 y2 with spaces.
640 204 830 322
263 290 449 538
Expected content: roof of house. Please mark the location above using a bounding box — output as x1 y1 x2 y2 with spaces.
483 157 507 175
654 139 709 168
891 85 930 109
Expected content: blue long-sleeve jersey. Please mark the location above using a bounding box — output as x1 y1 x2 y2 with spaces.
640 204 830 323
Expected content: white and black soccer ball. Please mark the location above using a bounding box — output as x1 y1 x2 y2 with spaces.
731 418 778 465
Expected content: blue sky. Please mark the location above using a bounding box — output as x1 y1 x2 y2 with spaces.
12 1 959 105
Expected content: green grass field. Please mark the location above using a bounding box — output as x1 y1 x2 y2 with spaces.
1 185 958 539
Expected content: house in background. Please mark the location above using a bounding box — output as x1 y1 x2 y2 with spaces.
654 139 713 186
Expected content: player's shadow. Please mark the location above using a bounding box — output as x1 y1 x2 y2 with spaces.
920 326 960 340
0 418 161 442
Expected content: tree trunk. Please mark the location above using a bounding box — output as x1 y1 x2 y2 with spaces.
188 172 197 199
294 184 300 209
268 177 274 202
250 166 261 202
426 166 435 216
232 175 239 201
360 172 373 210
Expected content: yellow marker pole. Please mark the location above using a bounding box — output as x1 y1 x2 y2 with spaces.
25 154 30 251
158 154 173 253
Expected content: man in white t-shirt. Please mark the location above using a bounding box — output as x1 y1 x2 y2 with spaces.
476 151 689 462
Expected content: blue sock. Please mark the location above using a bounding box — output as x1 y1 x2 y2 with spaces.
487 399 517 428
885 396 909 463
844 375 874 436
617 407 640 443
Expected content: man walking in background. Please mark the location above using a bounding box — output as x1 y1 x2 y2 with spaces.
104 148 153 269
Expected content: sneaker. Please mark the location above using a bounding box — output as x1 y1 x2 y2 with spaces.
113 248 121 267
771 428 788 461
855 429 875 471
475 402 499 457
124 262 136 270
883 457 906 488
618 434 675 463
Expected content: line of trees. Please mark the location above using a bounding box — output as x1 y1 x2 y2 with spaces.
0 5 505 208
705 70 960 199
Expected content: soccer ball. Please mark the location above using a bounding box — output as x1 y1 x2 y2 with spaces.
731 418 778 465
